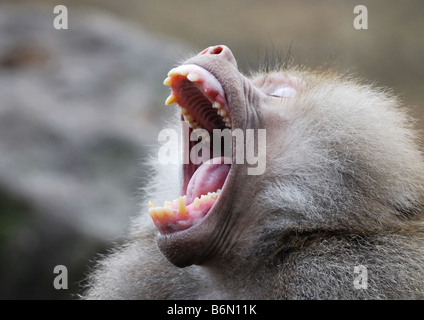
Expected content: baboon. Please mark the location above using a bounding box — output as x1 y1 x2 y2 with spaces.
84 45 424 299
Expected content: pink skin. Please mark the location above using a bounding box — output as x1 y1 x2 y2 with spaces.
169 64 230 132
186 158 231 203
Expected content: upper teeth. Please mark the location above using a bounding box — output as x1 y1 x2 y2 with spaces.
217 109 227 117
212 102 221 109
167 65 191 77
187 73 200 82
165 94 177 106
163 65 232 129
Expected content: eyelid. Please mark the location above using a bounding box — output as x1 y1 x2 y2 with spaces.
253 75 267 88
269 86 297 98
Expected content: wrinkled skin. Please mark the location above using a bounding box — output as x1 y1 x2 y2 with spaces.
84 46 424 299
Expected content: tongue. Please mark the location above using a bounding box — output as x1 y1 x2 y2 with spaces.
186 157 231 203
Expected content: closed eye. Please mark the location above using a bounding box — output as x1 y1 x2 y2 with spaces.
269 86 297 98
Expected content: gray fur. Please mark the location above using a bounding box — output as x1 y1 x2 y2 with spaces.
83 47 424 300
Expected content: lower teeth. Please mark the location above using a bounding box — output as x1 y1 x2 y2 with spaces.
148 189 221 225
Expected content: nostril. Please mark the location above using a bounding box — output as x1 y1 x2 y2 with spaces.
200 48 209 55
209 46 223 55
200 46 224 55
197 45 236 67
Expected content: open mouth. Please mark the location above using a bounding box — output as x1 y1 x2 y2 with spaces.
149 64 233 234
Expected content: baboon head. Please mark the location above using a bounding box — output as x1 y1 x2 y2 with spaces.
148 45 424 268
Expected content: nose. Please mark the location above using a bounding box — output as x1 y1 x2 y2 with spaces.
199 45 237 66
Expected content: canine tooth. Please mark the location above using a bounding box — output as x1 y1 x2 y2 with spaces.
165 94 177 105
148 201 156 208
178 197 187 216
212 101 222 109
187 72 200 82
193 197 200 209
163 77 172 86
181 107 188 114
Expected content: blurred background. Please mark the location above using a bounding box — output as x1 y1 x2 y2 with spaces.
0 0 423 299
